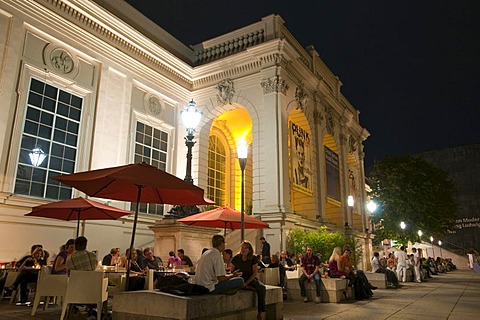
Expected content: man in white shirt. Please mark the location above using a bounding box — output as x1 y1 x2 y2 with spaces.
394 246 408 282
195 235 244 293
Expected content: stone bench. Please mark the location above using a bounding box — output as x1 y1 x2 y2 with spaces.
113 285 283 320
286 277 353 303
365 272 388 289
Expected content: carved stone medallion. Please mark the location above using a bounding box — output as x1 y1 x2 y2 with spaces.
50 48 74 74
216 79 235 105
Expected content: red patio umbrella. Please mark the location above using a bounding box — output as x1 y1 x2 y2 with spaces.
177 206 269 235
52 162 213 290
25 197 131 237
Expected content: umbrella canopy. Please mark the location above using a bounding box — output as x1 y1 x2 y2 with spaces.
52 162 211 205
25 197 131 237
52 162 213 290
177 206 269 234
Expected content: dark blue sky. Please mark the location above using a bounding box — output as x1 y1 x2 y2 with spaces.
126 0 480 168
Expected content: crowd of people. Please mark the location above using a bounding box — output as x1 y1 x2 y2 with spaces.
0 234 457 320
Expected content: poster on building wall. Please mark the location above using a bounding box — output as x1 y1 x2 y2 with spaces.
290 121 313 196
325 146 340 201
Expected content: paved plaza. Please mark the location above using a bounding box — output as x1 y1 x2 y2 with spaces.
0 269 478 319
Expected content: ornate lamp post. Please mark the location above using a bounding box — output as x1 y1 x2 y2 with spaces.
169 100 202 218
181 100 202 184
237 139 248 242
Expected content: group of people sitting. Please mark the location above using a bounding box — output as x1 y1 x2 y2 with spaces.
373 246 456 286
2 236 199 304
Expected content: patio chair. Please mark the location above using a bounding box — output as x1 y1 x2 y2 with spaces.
1 271 19 300
60 270 108 320
9 271 37 304
31 266 68 316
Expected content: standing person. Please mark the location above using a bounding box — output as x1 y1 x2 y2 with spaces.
412 248 422 283
66 236 98 271
298 247 322 303
371 252 399 287
260 237 271 264
177 249 193 268
394 246 408 283
232 241 266 320
195 235 244 294
51 239 75 274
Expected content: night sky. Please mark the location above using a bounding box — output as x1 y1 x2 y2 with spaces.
125 0 480 168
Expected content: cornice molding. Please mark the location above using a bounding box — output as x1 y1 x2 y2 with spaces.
36 0 192 87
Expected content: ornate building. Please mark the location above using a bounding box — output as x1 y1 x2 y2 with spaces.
0 0 371 266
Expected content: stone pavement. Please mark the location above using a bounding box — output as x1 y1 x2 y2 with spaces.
283 269 480 320
0 269 478 319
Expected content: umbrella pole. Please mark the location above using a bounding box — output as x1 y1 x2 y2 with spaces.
76 216 80 238
125 186 143 291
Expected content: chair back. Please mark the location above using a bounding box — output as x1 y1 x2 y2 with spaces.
264 267 280 286
31 266 68 316
66 270 108 304
4 271 20 288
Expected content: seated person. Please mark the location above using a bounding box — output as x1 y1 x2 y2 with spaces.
141 247 163 270
167 251 182 267
66 236 98 271
371 252 399 287
125 249 146 290
52 239 75 275
280 251 295 270
195 235 243 294
102 247 120 266
11 246 46 304
177 249 194 269
232 241 266 320
223 249 234 273
299 247 322 303
268 253 286 287
339 246 375 300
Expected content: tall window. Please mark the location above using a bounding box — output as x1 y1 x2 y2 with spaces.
207 135 226 206
134 121 168 215
15 78 82 200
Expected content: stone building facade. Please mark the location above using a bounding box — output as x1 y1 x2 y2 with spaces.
0 0 370 266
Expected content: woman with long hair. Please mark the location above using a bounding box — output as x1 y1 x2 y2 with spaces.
328 246 346 278
231 241 266 320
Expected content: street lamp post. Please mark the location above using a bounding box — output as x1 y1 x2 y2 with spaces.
237 139 248 242
430 236 435 258
400 221 406 244
181 100 202 184
366 200 377 231
169 100 202 218
438 240 443 258
346 195 354 229
418 230 423 241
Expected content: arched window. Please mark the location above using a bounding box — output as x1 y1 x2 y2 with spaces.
207 135 226 206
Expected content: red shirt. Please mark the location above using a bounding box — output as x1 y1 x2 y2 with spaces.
301 254 320 275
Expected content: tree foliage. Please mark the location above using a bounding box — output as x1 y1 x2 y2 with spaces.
368 156 458 243
286 226 345 262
